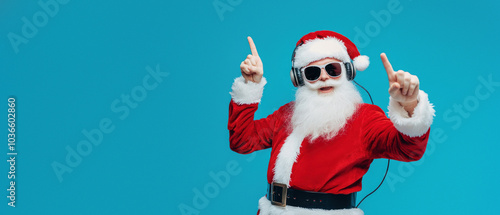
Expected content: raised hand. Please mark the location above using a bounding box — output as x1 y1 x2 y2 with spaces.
381 53 420 104
240 36 264 83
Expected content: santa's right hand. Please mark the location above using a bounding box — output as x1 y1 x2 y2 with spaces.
240 36 263 83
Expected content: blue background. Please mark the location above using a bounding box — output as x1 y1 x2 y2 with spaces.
1 0 499 214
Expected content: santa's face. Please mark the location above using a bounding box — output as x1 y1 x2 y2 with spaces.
292 59 362 141
302 57 344 95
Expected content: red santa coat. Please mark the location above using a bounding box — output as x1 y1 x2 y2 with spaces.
229 100 429 192
227 77 435 215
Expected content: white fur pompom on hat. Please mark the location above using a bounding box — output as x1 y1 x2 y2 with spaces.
293 30 369 71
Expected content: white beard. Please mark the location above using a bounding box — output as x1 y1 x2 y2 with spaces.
291 76 363 141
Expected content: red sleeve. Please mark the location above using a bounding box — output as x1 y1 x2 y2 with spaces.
227 100 279 154
361 104 430 161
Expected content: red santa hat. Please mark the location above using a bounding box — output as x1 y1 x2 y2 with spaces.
293 30 370 71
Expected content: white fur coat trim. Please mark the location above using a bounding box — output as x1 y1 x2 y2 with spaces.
388 90 435 137
258 197 364 215
230 76 267 105
272 131 306 186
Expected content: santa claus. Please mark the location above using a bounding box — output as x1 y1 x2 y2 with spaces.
228 30 435 215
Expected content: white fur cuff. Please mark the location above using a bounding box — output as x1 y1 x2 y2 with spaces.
229 76 267 105
258 197 364 215
388 90 435 138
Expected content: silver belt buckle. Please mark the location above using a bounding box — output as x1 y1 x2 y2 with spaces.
270 182 287 207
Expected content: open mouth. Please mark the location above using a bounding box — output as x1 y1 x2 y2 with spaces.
318 86 334 93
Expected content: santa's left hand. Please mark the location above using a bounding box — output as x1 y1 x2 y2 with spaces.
381 53 419 105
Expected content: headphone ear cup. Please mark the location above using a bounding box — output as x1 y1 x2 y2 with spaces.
290 42 304 87
295 67 304 86
290 68 298 87
345 62 356 81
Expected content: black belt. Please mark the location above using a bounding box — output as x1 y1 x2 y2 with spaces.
267 182 356 210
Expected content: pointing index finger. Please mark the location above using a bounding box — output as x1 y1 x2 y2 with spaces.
380 53 395 81
247 36 259 56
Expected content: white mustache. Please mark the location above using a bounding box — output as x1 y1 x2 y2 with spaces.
305 79 343 90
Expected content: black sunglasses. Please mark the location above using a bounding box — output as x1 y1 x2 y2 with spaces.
300 62 343 81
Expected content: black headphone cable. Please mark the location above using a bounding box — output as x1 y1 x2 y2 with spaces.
353 80 391 208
